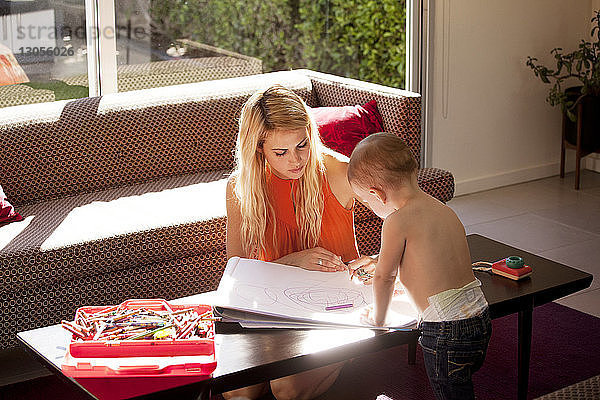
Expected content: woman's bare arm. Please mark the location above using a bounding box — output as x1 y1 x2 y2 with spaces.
322 150 355 210
226 176 344 271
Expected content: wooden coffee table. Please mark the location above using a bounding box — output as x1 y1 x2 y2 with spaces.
18 234 592 400
467 234 592 400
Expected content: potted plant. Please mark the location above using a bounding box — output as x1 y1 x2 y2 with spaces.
526 10 600 153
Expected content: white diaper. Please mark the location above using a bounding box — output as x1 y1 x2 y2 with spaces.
420 278 488 322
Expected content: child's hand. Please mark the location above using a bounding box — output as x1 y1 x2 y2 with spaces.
349 267 374 285
360 304 386 327
348 255 377 284
360 305 376 326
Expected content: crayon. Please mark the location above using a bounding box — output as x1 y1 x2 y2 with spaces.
325 303 354 311
62 303 215 342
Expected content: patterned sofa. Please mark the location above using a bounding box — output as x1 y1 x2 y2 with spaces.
0 69 454 349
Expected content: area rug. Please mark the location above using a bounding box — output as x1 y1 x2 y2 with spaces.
3 302 599 400
314 302 600 400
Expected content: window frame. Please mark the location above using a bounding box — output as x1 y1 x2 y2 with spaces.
86 0 118 96
88 0 422 134
406 0 430 168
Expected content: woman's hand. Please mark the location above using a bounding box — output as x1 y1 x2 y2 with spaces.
276 247 347 272
348 255 378 285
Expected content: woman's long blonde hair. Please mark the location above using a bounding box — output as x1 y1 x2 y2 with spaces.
232 85 324 258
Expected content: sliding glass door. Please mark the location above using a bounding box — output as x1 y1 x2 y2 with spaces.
1 0 414 107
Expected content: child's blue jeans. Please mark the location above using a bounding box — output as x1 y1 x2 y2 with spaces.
418 308 492 400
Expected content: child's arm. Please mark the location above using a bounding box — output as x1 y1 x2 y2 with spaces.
372 214 406 326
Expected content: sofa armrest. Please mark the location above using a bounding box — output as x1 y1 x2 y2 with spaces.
296 69 422 162
418 168 455 203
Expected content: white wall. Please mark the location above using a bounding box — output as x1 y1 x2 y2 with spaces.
427 1 595 195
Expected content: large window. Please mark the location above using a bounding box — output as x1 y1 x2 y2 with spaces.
0 0 88 107
1 0 408 107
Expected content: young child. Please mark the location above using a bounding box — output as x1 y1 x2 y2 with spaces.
347 132 491 400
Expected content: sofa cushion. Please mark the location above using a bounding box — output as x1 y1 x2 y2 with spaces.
300 70 422 164
0 184 23 224
417 167 455 203
311 100 384 157
0 170 229 293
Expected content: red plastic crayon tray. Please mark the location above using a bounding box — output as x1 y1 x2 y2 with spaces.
61 353 217 378
66 299 215 359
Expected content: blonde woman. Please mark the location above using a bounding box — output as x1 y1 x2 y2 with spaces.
224 85 360 399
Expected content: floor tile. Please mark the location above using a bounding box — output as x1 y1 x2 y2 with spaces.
547 169 600 190
540 238 600 293
584 186 600 198
471 179 588 215
466 214 597 253
458 171 600 317
447 193 524 226
555 288 600 318
532 195 600 235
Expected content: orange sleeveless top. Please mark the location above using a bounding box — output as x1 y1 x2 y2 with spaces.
260 169 359 263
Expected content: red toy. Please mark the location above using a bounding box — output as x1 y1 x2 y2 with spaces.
491 257 532 280
473 256 532 281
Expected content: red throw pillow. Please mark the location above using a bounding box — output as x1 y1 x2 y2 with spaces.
0 185 23 224
310 100 384 157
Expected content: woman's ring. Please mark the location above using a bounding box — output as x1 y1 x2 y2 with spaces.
318 258 322 266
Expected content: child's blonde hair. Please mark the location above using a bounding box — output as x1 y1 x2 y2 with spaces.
347 133 418 190
232 85 325 257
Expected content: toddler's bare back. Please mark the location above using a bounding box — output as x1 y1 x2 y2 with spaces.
389 192 475 313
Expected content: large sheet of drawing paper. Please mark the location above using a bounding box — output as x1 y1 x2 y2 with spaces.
215 257 418 329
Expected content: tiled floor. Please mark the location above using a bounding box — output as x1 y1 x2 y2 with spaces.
448 170 600 317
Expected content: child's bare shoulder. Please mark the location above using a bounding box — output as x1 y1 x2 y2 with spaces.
416 194 464 232
383 209 405 231
393 193 455 228
395 194 434 218
383 202 419 235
